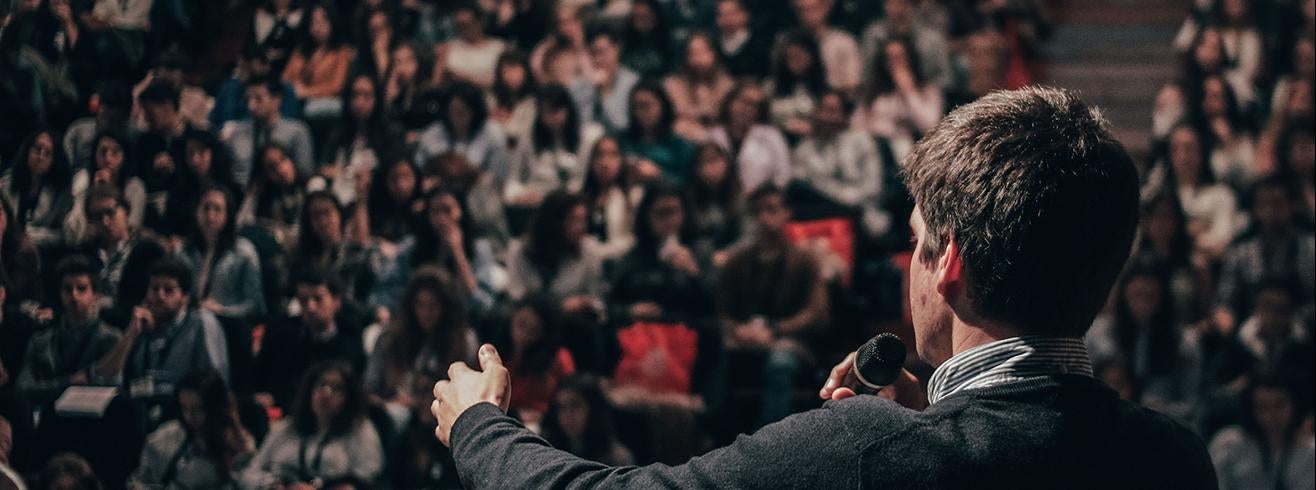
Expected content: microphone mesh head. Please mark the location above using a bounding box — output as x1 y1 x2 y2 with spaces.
855 333 907 388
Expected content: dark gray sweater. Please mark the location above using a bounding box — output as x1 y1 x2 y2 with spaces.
450 375 1217 488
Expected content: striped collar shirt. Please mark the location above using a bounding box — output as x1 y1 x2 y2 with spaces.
926 335 1093 405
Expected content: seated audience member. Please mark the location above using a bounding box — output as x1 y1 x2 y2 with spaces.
619 0 673 79
292 191 376 306
1196 74 1258 193
1273 119 1314 222
256 272 367 411
383 42 436 131
157 131 243 239
1210 281 1315 404
571 28 639 134
365 269 477 424
66 132 147 239
70 185 167 312
858 0 953 90
135 82 213 230
609 184 713 328
1086 267 1202 422
225 76 316 187
707 83 793 193
1209 378 1315 490
494 296 575 424
96 259 230 411
131 52 216 131
63 82 134 173
282 3 356 118
712 0 773 79
0 273 39 393
371 188 502 313
768 30 828 140
664 32 736 141
1 130 74 247
440 3 505 89
429 152 511 255
237 143 307 247
365 158 426 245
717 185 829 427
1131 191 1212 327
129 370 255 488
414 82 512 183
540 374 634 466
1157 123 1239 262
488 50 539 147
179 186 266 322
241 361 383 488
792 0 863 92
0 198 43 309
578 136 637 260
507 192 609 371
686 143 744 252
856 38 943 162
36 452 99 490
529 4 590 85
791 90 888 237
212 48 305 132
1214 177 1315 333
618 82 695 185
15 257 120 405
317 73 399 208
505 85 604 211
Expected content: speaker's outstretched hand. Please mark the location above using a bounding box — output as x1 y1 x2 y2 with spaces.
434 344 512 447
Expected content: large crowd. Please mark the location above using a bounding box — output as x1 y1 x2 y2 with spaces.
0 0 1311 488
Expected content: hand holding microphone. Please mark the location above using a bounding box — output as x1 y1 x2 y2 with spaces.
819 333 927 410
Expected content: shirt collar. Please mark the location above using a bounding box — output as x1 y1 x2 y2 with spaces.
926 335 1093 405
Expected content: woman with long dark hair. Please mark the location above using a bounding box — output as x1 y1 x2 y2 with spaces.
2 130 74 247
241 361 383 487
1133 191 1212 327
282 3 356 117
131 370 255 488
609 182 711 327
857 38 942 162
508 191 609 371
663 32 735 141
365 269 477 419
1155 122 1240 262
768 30 828 140
505 84 603 209
619 81 695 185
578 136 636 259
179 185 266 321
489 50 539 149
687 142 743 251
156 130 242 238
318 72 397 207
292 191 375 305
364 157 425 244
1194 74 1257 192
414 81 512 182
540 374 634 465
1086 267 1202 421
237 143 307 248
1209 377 1315 489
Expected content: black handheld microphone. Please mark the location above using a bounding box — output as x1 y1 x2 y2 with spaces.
853 333 907 390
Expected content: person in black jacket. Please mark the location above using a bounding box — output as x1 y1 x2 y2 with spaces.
253 271 365 411
430 87 1218 488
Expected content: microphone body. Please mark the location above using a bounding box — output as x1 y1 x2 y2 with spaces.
853 333 907 390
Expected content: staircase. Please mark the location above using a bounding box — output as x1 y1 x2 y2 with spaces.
1041 0 1191 157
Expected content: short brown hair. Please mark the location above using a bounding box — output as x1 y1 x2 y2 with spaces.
902 87 1139 336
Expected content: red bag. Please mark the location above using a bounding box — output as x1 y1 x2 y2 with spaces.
613 322 698 394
